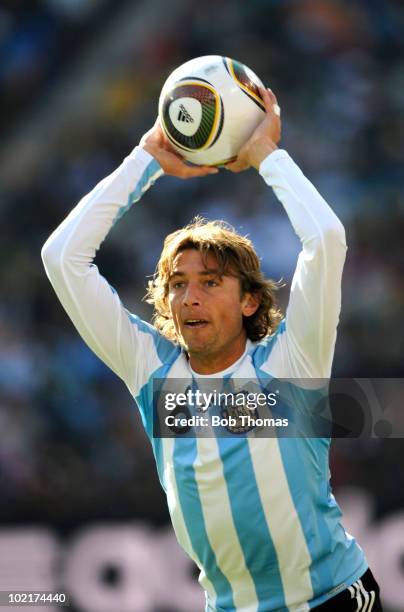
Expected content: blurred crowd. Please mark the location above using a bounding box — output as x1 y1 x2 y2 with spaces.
1 0 404 554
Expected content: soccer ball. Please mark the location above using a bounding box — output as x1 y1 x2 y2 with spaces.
158 55 266 166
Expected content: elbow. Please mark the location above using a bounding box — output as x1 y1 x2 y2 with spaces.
322 223 348 272
41 235 63 277
322 218 347 252
306 221 347 255
304 222 347 269
329 222 346 249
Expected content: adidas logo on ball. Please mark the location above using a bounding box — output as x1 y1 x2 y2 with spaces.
177 104 194 123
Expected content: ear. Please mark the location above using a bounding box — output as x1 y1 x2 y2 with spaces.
241 292 260 317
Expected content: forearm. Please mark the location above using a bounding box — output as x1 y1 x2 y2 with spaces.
259 150 346 250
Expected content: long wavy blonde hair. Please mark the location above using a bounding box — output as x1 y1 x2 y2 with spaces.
145 217 283 343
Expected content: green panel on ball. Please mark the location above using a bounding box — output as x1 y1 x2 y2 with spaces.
225 58 265 111
162 81 222 151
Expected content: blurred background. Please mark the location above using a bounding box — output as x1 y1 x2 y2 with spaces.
0 0 403 610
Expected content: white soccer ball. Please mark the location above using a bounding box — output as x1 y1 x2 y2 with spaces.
158 55 266 166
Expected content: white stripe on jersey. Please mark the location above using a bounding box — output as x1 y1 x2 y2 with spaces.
248 437 313 607
194 437 258 611
290 603 310 612
237 356 313 608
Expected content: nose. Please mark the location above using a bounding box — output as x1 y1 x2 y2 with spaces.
183 282 201 307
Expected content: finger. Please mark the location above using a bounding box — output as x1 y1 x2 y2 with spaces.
163 137 180 155
153 119 181 153
266 88 281 117
225 160 247 173
261 87 280 117
156 125 176 151
260 87 273 113
266 87 279 106
266 88 277 105
181 165 219 178
152 117 166 139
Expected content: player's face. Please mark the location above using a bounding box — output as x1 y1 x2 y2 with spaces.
168 249 259 374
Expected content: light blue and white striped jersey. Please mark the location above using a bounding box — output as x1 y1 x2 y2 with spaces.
42 147 368 611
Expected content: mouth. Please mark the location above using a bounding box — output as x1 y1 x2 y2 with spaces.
184 319 209 329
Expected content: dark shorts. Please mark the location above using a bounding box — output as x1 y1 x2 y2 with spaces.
316 568 383 611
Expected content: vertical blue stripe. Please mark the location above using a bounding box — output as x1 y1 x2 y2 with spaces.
216 436 286 611
130 315 180 483
173 436 235 611
113 157 162 226
128 313 179 365
277 436 333 597
253 319 285 371
136 358 177 489
127 158 162 205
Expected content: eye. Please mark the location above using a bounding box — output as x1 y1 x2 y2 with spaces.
205 279 218 287
171 281 185 289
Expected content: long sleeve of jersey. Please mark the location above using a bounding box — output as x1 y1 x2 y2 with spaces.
41 147 164 394
259 149 347 378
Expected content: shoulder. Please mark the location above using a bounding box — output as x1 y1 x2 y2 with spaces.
128 313 180 363
250 320 286 366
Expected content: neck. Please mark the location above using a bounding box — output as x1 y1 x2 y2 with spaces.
188 335 248 375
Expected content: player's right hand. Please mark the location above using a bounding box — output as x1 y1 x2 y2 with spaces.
140 119 219 179
225 87 281 173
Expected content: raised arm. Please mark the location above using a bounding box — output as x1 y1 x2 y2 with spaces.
41 122 217 394
260 151 346 377
227 87 346 377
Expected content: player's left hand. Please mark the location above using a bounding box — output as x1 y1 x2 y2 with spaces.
140 118 219 179
226 87 281 173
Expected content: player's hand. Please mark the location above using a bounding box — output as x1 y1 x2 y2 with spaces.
226 88 281 173
140 118 219 179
